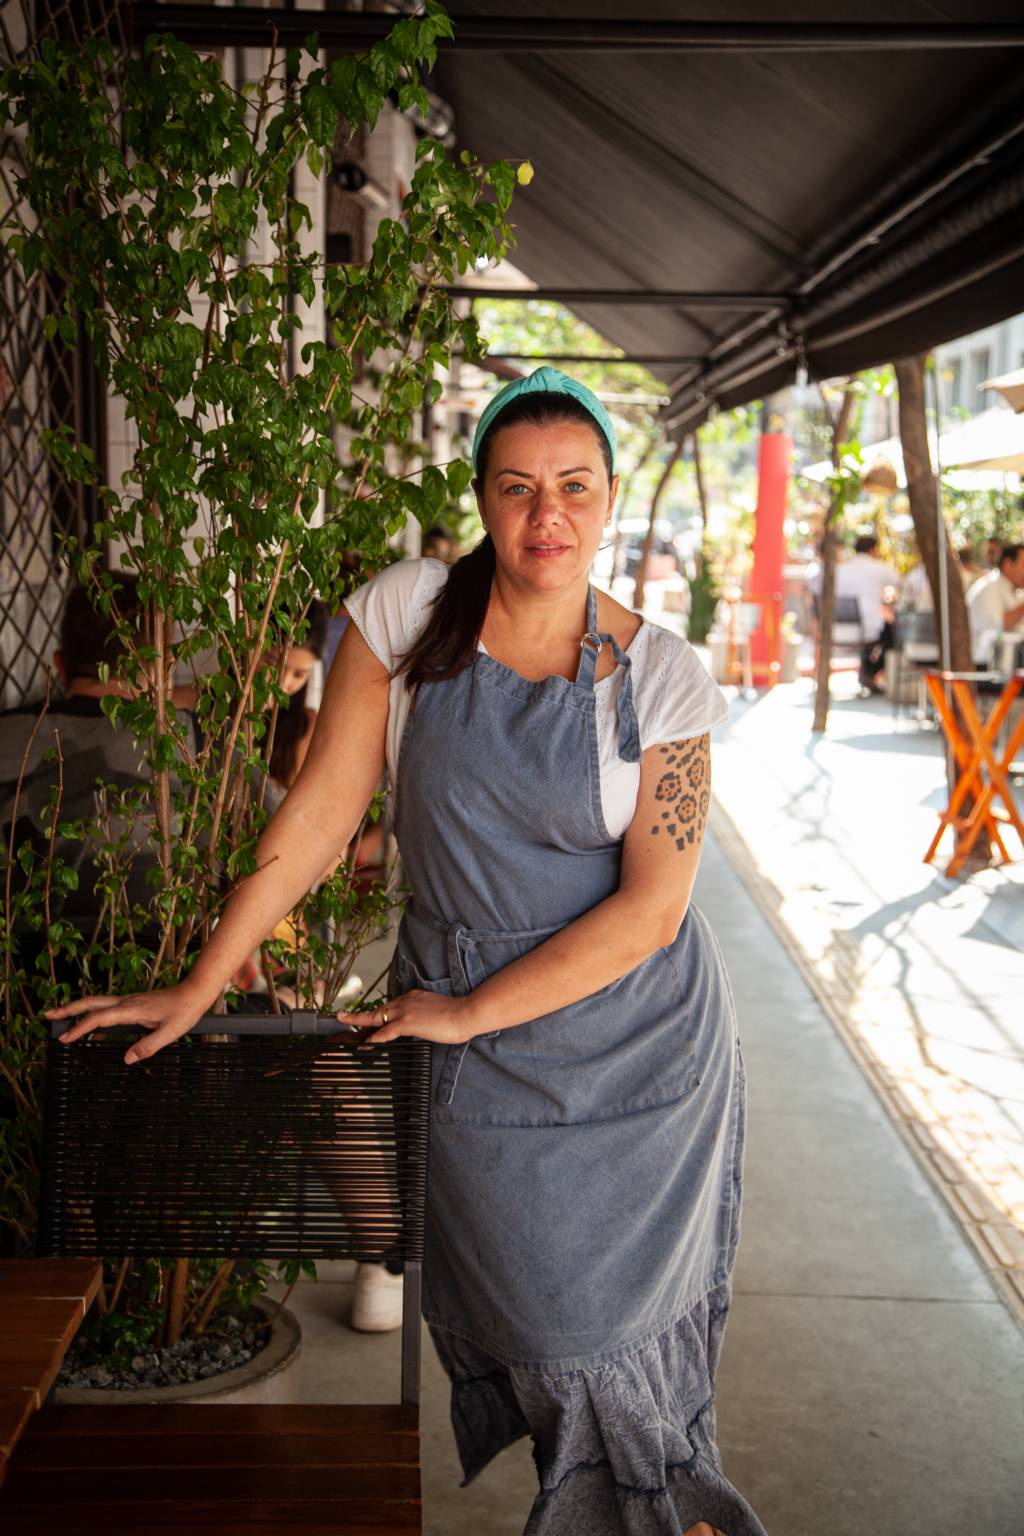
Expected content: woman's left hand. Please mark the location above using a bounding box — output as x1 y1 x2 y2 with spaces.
337 989 476 1047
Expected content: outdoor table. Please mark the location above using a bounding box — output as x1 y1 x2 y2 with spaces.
923 669 1024 878
0 1258 102 1488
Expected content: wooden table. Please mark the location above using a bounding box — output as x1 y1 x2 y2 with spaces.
923 670 1024 877
0 1258 102 1489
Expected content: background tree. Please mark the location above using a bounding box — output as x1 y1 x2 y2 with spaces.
812 380 859 733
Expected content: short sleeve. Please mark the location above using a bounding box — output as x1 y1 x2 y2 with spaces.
343 557 448 670
637 625 730 749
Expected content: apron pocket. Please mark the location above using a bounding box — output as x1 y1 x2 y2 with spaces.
392 950 454 998
434 947 703 1128
392 952 500 1040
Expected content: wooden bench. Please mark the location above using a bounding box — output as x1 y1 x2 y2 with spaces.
1 1014 430 1534
0 1258 102 1490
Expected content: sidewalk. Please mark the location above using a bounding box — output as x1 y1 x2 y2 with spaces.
218 829 1024 1535
710 671 1024 1325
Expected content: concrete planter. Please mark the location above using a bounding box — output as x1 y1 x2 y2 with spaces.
55 1296 301 1405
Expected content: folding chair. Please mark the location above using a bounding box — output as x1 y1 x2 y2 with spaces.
891 609 940 719
2 1014 431 1534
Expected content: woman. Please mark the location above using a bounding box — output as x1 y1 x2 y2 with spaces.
48 367 765 1536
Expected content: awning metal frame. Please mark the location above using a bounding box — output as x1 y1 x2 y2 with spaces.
128 10 1024 54
123 5 1024 429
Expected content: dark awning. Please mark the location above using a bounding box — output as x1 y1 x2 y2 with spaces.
428 4 1024 431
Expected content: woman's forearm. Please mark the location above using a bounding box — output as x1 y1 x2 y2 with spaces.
462 889 678 1038
181 781 359 1011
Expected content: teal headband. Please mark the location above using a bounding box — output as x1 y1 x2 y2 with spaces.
471 365 618 477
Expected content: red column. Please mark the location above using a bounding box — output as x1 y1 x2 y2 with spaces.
748 431 791 684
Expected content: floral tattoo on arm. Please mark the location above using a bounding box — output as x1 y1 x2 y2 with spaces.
649 734 710 850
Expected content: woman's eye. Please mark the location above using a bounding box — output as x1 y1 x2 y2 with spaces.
564 481 586 493
504 482 531 495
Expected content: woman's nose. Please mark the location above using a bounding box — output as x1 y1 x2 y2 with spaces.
530 486 564 521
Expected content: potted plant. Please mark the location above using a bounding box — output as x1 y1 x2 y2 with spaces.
0 7 526 1388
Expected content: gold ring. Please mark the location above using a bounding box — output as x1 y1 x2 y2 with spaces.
381 1005 389 1027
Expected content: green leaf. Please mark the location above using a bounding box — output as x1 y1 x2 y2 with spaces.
422 464 446 512
487 160 515 211
446 460 473 498
301 79 335 146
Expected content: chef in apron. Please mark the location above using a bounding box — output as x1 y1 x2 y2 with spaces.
339 368 768 1536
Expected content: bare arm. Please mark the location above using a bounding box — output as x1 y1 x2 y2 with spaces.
47 622 390 1059
357 734 712 1045
179 624 388 1009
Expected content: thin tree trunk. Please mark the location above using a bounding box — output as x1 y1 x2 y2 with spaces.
692 428 708 575
894 353 986 872
616 429 658 526
893 355 972 673
633 436 683 612
165 1258 190 1348
812 381 857 733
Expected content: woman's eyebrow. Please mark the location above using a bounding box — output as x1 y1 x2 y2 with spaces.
495 465 595 478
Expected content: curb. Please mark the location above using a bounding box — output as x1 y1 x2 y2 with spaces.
710 802 1024 1336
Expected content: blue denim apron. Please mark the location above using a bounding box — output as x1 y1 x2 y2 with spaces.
390 585 767 1535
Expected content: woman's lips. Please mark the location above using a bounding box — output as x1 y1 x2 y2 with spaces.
525 544 570 559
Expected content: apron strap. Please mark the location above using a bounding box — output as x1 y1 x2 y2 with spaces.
575 585 642 764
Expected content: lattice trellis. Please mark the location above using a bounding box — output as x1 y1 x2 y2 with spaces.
0 0 124 710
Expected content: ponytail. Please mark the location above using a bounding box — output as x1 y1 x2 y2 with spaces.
395 535 496 692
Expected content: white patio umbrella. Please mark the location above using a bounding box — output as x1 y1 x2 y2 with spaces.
798 427 1017 489
939 407 1024 473
978 367 1024 414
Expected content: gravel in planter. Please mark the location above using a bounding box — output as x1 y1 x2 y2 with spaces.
57 1310 272 1392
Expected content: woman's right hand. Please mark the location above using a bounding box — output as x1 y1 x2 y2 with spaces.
44 984 209 1066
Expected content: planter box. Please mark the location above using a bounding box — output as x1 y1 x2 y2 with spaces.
55 1296 301 1405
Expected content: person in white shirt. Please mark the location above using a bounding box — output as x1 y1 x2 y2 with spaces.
900 559 932 614
966 543 1024 665
832 533 900 692
957 545 986 590
899 545 981 617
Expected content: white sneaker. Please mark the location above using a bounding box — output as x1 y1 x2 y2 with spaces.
350 1262 404 1332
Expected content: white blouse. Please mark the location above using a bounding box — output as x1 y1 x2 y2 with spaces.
344 558 729 839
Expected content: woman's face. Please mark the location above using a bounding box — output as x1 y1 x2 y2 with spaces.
279 644 317 696
475 420 618 592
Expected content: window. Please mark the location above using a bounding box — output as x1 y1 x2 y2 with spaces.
948 358 962 409
971 347 992 403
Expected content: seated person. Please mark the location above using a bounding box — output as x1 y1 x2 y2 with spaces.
957 545 985 590
966 543 1024 665
420 524 453 563
835 534 901 693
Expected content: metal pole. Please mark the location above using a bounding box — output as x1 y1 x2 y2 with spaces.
441 288 783 309
929 362 952 672
127 11 1024 53
455 352 705 366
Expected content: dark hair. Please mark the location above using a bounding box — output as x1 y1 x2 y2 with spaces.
999 543 1023 568
60 574 142 680
854 533 878 555
269 599 328 787
396 393 613 691
956 545 977 567
422 524 451 544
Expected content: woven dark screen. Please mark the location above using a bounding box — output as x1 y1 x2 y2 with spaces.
0 0 122 709
37 1020 431 1265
